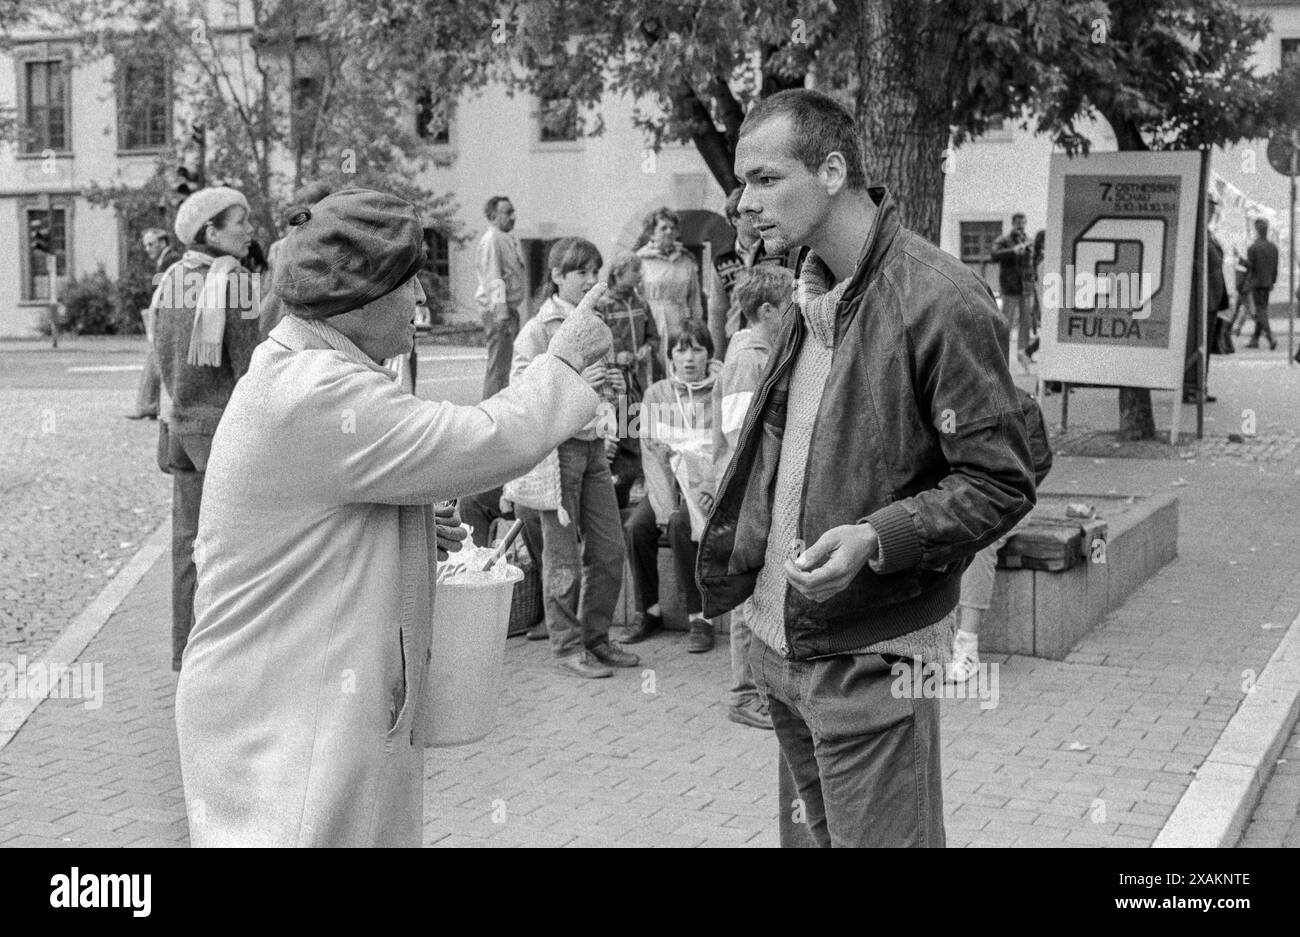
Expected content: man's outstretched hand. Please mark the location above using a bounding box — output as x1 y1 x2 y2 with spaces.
784 523 879 603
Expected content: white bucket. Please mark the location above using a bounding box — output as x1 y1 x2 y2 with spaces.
424 563 523 747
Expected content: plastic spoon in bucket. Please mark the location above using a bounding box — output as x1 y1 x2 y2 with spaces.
481 518 525 572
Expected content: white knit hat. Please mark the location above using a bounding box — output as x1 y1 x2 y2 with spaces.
174 187 250 246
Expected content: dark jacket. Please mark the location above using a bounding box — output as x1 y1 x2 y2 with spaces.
156 245 182 273
696 188 1037 660
1209 234 1228 315
597 288 659 400
712 241 800 298
1247 237 1279 292
991 228 1034 296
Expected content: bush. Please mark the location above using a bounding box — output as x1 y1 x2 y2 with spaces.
51 266 146 336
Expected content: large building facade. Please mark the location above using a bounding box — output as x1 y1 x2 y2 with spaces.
2 2 1297 338
0 19 732 339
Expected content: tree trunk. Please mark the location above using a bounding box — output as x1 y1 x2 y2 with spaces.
1117 386 1157 440
671 80 737 194
851 0 961 243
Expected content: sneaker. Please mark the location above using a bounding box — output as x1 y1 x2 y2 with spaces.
686 618 715 653
587 639 640 668
728 697 774 730
621 610 663 644
554 650 613 679
525 620 549 641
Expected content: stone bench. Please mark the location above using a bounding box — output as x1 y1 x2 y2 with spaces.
980 491 1180 660
612 491 1178 656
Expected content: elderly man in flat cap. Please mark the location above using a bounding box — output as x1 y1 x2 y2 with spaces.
175 187 613 847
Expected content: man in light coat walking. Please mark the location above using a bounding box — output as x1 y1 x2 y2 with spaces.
175 188 613 847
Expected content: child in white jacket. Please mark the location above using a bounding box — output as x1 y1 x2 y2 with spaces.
621 318 720 653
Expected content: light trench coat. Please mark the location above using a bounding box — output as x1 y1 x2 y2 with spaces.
174 315 597 847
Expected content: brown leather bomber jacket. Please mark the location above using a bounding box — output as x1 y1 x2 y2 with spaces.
695 188 1038 660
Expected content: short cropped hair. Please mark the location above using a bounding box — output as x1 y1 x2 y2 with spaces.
738 89 867 190
734 265 794 328
484 195 512 220
667 318 714 359
1255 217 1269 236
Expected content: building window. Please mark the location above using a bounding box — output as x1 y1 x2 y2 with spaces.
423 228 451 279
415 88 451 144
959 220 1002 289
24 59 68 153
119 61 171 151
537 89 578 143
24 207 69 301
1283 38 1300 68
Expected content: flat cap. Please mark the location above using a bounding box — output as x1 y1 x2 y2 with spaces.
273 187 426 320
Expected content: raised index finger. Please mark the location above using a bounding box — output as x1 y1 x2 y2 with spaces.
574 281 608 315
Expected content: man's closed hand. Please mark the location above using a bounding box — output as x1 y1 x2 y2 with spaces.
784 523 879 603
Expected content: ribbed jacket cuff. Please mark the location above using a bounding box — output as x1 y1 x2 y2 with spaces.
861 502 922 574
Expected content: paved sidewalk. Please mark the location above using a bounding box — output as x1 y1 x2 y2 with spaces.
3 347 1300 847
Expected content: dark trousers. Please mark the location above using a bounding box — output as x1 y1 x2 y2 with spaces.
133 345 160 416
750 638 945 848
481 307 519 399
623 498 702 616
159 423 212 671
1183 316 1224 396
1251 288 1273 342
609 443 643 511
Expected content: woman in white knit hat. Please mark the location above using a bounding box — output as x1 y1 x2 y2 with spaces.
154 186 262 672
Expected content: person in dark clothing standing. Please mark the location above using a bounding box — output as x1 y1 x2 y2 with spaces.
126 229 183 420
991 212 1036 370
699 90 1036 848
708 186 801 362
1246 218 1279 350
1183 195 1230 404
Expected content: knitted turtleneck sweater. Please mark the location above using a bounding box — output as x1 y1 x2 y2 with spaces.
747 258 954 662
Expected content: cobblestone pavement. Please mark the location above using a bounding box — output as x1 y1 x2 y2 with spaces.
3 344 1300 847
0 346 171 661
